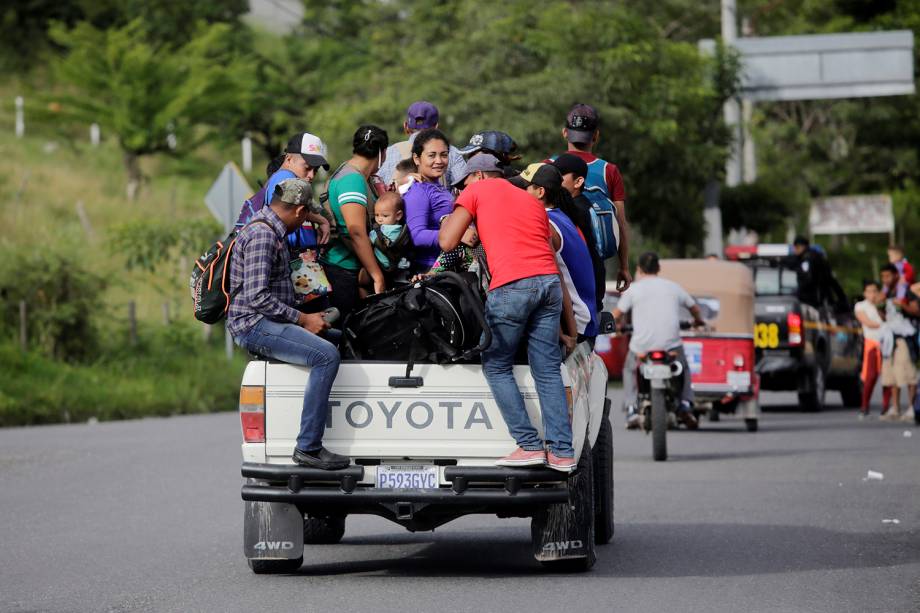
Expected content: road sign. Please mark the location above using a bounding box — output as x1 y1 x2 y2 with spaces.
809 194 894 236
701 30 915 102
205 161 252 233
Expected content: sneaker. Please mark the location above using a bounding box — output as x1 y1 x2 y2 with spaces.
677 404 699 430
495 447 546 467
881 410 901 422
546 452 577 473
292 446 350 470
900 412 915 422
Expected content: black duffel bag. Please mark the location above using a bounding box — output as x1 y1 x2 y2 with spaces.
342 272 491 364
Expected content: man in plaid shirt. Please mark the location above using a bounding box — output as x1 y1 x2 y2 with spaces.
229 178 349 470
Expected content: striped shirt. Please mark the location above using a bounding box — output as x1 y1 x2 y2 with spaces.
227 207 300 338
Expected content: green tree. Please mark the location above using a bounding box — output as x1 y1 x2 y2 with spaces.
48 19 249 198
0 0 247 72
299 0 735 254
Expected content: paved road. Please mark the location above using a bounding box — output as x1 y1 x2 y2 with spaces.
1 391 918 613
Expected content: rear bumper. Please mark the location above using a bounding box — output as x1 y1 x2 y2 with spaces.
240 462 569 508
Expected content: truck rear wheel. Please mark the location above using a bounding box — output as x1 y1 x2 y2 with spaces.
303 516 345 544
798 365 826 412
248 557 303 574
592 412 614 545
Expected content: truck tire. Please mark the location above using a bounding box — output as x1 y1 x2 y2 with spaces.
592 415 614 545
303 516 345 545
839 377 863 408
651 388 668 462
798 365 826 412
248 557 303 574
536 441 596 572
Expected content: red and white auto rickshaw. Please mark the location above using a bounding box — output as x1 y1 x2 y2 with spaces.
658 259 761 432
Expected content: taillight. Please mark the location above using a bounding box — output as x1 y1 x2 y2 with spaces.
240 385 265 443
649 351 666 362
733 354 745 370
787 312 803 346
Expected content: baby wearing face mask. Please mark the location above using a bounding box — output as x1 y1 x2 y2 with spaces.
358 192 412 293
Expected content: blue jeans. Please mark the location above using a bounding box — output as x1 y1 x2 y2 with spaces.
235 317 340 452
482 275 574 458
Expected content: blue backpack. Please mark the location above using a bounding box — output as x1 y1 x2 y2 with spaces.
582 159 619 260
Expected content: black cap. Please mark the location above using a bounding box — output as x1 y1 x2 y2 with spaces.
565 103 599 144
552 153 588 179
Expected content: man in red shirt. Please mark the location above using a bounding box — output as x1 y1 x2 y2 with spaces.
550 103 631 291
439 154 578 472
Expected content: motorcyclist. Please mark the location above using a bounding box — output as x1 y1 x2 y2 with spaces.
612 252 704 430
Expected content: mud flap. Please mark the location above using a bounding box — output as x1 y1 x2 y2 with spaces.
243 500 304 560
531 443 595 565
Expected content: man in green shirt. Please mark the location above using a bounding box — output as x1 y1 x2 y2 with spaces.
322 124 389 319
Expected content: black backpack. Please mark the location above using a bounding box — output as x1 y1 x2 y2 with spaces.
189 220 271 324
342 272 491 365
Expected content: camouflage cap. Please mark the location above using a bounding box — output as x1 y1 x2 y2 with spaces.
274 178 313 206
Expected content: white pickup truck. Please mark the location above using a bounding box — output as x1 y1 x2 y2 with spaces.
239 322 614 573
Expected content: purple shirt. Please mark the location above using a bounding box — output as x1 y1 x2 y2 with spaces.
403 181 454 269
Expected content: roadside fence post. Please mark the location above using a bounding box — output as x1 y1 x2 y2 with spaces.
75 200 95 240
19 301 27 351
162 302 171 325
242 133 253 173
128 301 138 347
15 96 24 138
90 123 100 147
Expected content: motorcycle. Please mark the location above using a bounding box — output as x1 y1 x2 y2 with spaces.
619 321 695 462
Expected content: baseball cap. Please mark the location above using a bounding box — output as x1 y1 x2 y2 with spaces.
552 153 588 179
457 130 518 161
508 162 563 192
406 101 439 130
285 132 329 170
451 153 503 188
274 178 313 206
565 103 599 145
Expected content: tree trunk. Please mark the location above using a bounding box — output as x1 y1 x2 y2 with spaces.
124 151 142 201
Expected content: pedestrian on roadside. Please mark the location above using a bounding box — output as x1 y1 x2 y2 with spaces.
854 280 888 417
321 125 389 320
886 245 915 301
548 103 631 292
377 101 466 187
879 263 919 422
439 155 579 472
228 178 348 470
236 132 332 250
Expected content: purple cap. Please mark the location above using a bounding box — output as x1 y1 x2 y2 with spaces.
565 103 599 145
406 101 439 130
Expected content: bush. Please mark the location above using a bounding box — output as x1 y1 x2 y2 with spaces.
0 244 106 360
0 332 247 427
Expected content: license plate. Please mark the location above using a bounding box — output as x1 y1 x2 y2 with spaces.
727 371 751 388
375 465 439 489
642 363 672 379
